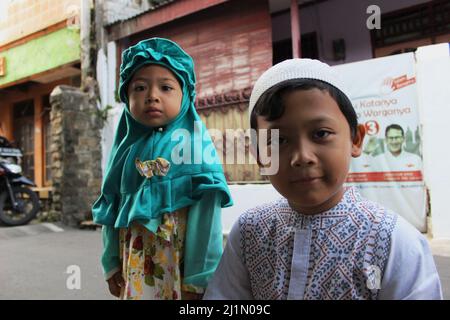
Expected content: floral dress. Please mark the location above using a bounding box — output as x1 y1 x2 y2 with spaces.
119 207 202 300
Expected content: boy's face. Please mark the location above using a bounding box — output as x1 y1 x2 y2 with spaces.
256 88 364 215
127 64 182 127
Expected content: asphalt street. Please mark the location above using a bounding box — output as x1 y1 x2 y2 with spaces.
0 223 113 300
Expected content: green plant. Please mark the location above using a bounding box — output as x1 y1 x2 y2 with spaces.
97 104 114 123
89 104 114 127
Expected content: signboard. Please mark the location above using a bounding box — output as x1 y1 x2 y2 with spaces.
334 53 426 231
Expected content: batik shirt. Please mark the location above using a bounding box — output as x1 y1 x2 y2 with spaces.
204 187 442 300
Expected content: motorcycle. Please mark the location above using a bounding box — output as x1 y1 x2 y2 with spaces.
0 136 40 226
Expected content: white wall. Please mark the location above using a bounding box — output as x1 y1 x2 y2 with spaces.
221 184 282 235
96 41 124 174
416 43 450 239
271 0 430 65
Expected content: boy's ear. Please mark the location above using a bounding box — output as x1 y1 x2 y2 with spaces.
351 124 366 157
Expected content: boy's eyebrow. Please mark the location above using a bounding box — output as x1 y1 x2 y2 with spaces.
307 116 338 125
267 116 337 129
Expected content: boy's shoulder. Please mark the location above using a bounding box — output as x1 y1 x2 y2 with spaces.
238 197 290 223
354 195 395 217
349 190 399 233
388 212 429 249
341 187 397 220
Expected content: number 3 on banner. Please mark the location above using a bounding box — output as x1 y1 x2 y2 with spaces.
365 120 380 136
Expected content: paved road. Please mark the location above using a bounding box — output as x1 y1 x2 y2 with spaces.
0 223 113 300
429 238 450 300
0 223 449 299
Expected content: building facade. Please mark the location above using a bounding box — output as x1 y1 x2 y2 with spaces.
0 0 82 198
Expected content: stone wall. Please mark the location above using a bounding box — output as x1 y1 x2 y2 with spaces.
49 85 102 227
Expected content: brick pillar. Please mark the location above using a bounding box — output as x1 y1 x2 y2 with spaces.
49 85 103 227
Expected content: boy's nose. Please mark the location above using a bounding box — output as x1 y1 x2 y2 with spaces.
290 142 316 167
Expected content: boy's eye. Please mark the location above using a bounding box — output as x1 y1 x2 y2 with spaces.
313 130 332 139
279 136 288 145
268 136 287 146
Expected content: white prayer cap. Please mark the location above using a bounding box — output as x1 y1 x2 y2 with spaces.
248 58 350 121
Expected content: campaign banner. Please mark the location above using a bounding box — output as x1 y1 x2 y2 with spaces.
333 53 426 231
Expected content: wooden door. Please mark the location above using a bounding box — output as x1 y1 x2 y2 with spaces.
13 100 35 180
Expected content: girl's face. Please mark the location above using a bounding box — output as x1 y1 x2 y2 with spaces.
256 88 364 215
127 65 183 127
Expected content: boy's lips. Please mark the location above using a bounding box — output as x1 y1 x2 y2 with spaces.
289 176 322 184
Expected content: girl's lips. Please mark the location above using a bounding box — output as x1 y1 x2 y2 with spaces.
145 108 163 117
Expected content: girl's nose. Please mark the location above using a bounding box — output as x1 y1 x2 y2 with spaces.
145 86 160 103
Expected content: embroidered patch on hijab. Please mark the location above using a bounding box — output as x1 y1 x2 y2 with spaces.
135 157 171 179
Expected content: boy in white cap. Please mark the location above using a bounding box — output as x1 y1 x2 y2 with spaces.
204 59 442 300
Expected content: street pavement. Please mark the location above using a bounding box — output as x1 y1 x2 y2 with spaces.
0 223 113 300
0 223 449 300
429 238 450 300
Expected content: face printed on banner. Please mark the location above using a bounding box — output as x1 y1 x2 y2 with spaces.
385 127 404 157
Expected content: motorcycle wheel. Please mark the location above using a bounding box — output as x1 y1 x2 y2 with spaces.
0 186 40 226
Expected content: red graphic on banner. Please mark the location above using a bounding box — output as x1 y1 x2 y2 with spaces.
346 171 423 183
391 75 416 91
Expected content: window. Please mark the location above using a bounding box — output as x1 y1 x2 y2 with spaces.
273 32 319 65
371 0 450 54
273 39 293 65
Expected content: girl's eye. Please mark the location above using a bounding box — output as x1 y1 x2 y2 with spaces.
161 85 173 91
134 84 146 92
314 130 332 139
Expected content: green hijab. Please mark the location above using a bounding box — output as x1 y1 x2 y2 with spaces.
92 37 232 235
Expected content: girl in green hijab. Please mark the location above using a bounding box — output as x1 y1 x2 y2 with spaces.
92 38 233 299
